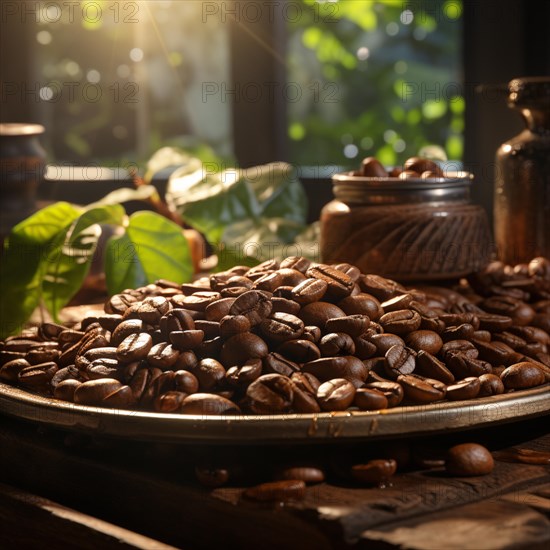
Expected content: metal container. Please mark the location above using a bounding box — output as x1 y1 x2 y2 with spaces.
320 171 492 282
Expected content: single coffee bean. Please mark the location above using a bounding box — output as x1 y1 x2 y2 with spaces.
381 293 414 313
270 297 301 316
116 332 153 363
404 156 443 176
291 371 321 394
0 358 30 382
260 312 304 343
18 362 58 388
280 256 312 273
446 377 481 400
360 156 388 177
253 271 283 292
38 322 65 340
290 377 321 413
351 459 397 485
352 334 378 360
319 332 356 356
73 378 123 406
169 330 205 351
473 339 515 366
290 278 328 305
194 320 221 339
338 293 383 320
105 293 138 315
204 297 236 321
298 302 346 327
229 290 272 326
439 313 480 330
219 315 251 338
226 358 263 388
262 352 300 377
481 296 535 326
379 309 421 335
303 356 352 381
173 291 221 312
501 362 546 389
189 358 226 391
325 314 370 337
368 333 405 356
477 313 513 332
147 342 180 369
246 374 294 414
385 344 416 379
154 391 187 413
111 319 143 347
445 352 492 379
405 330 443 355
137 296 170 326
316 378 356 411
303 326 322 343
276 466 325 484
446 443 494 476
398 374 446 403
306 264 354 300
180 393 241 415
172 370 199 394
277 339 321 363
416 350 455 384
363 380 404 407
359 274 405 301
102 385 135 408
442 323 476 342
354 388 388 410
509 325 550 345
85 358 124 381
243 480 306 502
53 379 81 401
478 373 505 396
220 333 269 366
441 340 479 361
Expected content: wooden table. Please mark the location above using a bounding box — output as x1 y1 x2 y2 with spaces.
0 411 549 549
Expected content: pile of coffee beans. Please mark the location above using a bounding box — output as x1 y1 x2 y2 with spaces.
1 256 549 415
356 155 447 179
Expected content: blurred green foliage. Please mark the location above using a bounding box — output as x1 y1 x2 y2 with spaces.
287 0 463 166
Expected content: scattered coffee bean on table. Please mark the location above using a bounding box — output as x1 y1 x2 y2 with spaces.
0 256 548 415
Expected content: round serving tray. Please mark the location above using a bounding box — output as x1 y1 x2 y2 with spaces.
0 382 548 445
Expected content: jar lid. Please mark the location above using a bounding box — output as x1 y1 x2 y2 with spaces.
0 123 45 136
508 77 550 108
332 171 473 204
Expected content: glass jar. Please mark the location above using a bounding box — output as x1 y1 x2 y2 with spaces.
494 77 550 264
0 123 47 235
320 172 492 282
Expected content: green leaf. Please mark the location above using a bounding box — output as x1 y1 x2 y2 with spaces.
0 202 82 338
87 185 160 208
105 211 193 295
42 205 126 320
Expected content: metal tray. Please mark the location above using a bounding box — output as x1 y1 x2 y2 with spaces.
0 381 548 444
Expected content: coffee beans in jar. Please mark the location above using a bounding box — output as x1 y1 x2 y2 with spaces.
0 256 548 415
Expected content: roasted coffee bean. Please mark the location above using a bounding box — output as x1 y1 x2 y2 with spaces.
478 373 505 396
354 388 388 410
316 378 355 411
280 256 312 273
116 332 153 363
342 356 370 386
154 391 187 413
351 459 397 485
508 325 550 345
220 333 268 366
277 339 321 363
338 293 383 320
273 286 295 300
501 362 546 389
359 274 404 301
303 356 352 381
473 339 515 366
291 371 321 394
492 331 527 349
51 366 78 388
381 293 414 313
226 358 263 388
147 342 180 369
445 352 492 379
180 393 241 415
441 340 479 361
290 376 321 412
442 323 476 342
385 345 416 379
160 309 195 339
219 315 251 338
405 330 443 355
253 271 283 293
0 358 30 382
25 347 60 365
363 380 404 407
333 263 362 283
438 313 480 330
18 362 58 388
38 322 65 340
105 293 138 315
368 333 405 356
111 319 143 347
446 443 494 476
263 353 300 377
169 330 205 351
243 480 306 502
352 334 378 359
403 156 443 176
290 278 328 305
360 156 388 177
472 330 492 342
306 265 354 300
229 290 272 326
299 302 346 327
398 374 446 403
173 291 221 312
58 329 86 346
174 370 199 394
77 330 111 357
194 320 221 339
477 313 513 332
277 268 307 287
53 379 81 401
276 466 325 484
319 332 355 356
303 326 322 343
481 296 535 326
379 309 421 335
204 297 236 321
73 378 123 406
260 313 304 343
102 385 135 408
446 377 481 400
137 296 170 326
325 314 370 337
270 297 301 316
3 339 38 353
247 374 294 414
189 358 226 391
416 350 455 384
85 358 123 381
533 313 550 334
